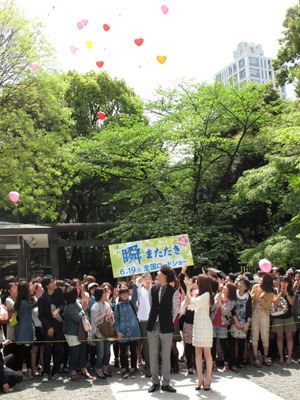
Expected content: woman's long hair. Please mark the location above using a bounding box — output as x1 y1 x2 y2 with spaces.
260 274 274 293
196 275 214 306
226 282 237 301
283 275 294 297
14 281 31 311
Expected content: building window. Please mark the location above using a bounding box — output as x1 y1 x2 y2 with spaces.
264 60 266 69
216 73 221 81
268 60 271 69
269 70 272 79
239 69 246 80
250 68 260 78
265 71 267 80
249 57 259 66
239 59 245 69
251 79 261 84
229 66 233 76
233 63 237 73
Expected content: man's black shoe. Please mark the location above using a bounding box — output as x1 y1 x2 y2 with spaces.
148 384 160 393
161 385 176 393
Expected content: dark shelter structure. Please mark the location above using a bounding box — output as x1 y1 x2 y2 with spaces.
0 221 118 282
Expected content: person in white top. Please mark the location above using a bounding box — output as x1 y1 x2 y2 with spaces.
136 272 152 377
185 275 214 392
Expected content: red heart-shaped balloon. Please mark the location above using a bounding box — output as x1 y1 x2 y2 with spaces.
134 38 144 46
77 22 83 30
97 112 105 120
103 24 110 32
96 61 104 68
81 19 88 26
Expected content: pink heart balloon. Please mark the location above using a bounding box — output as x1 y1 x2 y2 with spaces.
70 46 76 54
9 191 20 203
259 259 272 273
81 19 88 26
30 63 39 71
161 5 169 14
77 22 83 30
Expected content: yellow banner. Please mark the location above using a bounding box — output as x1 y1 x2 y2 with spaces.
109 234 194 278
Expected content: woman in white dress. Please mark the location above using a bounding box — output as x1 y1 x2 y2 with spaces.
185 275 214 391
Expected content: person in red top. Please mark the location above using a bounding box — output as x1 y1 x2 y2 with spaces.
210 282 237 372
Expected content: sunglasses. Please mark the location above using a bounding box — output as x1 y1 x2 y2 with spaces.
119 290 129 295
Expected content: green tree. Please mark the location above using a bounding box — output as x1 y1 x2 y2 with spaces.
64 71 144 137
234 100 300 269
0 0 54 107
0 72 73 221
68 81 282 271
273 5 300 97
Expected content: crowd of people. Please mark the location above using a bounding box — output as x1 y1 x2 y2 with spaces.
0 264 299 394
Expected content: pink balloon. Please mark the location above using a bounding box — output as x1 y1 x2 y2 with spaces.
259 259 272 273
77 22 83 30
30 63 39 71
81 19 88 26
70 46 76 54
8 191 20 203
161 5 169 14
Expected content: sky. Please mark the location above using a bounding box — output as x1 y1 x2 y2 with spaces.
15 0 297 101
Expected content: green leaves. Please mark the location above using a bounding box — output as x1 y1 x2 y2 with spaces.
273 5 300 96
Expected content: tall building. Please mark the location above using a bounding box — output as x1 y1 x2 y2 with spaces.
215 42 286 98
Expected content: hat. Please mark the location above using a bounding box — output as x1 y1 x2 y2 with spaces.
88 282 98 291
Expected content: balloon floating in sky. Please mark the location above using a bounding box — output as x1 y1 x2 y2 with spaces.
259 259 272 273
9 191 20 203
70 46 77 54
30 63 39 71
134 38 144 46
96 61 104 68
161 5 169 15
77 22 84 30
97 112 105 120
156 55 167 64
103 24 110 32
81 19 88 26
86 41 93 49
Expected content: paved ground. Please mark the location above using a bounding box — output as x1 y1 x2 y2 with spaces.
3 344 300 400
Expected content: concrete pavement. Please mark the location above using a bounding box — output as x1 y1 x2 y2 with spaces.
109 340 284 400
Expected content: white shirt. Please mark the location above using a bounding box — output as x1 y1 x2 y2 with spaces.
136 281 151 321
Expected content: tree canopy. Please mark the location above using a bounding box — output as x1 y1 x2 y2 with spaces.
273 5 300 97
0 1 299 277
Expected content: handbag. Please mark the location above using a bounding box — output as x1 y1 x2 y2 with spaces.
269 297 288 317
97 318 116 338
9 311 18 327
231 321 247 339
78 319 88 341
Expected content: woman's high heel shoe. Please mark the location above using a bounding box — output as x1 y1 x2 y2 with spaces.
203 380 211 391
195 379 204 390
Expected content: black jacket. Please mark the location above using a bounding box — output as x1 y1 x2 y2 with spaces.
38 287 65 333
147 284 176 333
